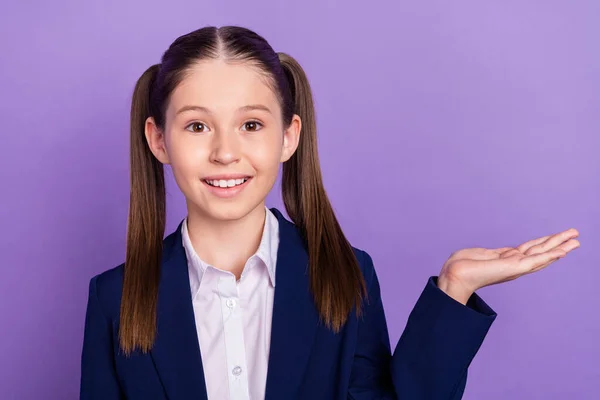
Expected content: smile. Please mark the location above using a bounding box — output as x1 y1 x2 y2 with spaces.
203 178 249 188
201 176 252 199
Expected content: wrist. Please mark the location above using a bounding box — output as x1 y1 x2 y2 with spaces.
437 274 473 305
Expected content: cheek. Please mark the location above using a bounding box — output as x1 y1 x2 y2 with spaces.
248 132 283 174
166 136 208 180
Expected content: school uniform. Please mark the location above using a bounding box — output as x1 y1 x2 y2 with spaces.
80 207 497 400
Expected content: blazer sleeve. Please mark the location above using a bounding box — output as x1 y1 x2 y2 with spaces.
348 251 497 400
80 276 124 399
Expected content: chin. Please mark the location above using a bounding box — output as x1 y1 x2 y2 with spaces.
199 200 264 222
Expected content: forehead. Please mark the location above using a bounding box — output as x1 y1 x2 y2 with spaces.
167 59 280 115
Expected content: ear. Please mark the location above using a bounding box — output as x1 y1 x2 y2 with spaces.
144 117 170 165
280 114 301 163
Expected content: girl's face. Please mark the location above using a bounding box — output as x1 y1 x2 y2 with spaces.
145 59 301 221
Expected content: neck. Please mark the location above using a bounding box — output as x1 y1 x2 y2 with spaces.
185 202 267 280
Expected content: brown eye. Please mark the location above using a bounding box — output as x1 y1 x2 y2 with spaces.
242 121 263 132
186 122 207 133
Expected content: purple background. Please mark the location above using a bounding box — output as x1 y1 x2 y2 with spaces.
1 0 598 399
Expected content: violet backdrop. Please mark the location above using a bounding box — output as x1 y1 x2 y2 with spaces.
1 0 598 399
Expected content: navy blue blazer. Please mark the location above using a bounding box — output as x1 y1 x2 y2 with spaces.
80 208 497 399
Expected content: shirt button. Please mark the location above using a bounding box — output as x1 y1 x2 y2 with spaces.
232 366 242 376
226 298 236 308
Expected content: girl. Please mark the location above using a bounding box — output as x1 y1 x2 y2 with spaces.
80 26 580 400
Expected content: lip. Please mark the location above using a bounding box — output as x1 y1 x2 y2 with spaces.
202 177 252 199
202 174 252 180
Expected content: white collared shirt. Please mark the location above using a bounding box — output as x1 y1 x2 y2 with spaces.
181 207 279 400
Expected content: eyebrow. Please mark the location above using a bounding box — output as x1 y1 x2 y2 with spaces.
175 104 273 116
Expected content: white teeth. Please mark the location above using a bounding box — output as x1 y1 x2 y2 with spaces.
205 178 248 188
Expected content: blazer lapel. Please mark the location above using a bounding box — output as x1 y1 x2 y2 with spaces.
150 222 208 400
265 208 320 400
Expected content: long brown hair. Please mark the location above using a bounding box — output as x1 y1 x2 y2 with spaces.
121 26 366 355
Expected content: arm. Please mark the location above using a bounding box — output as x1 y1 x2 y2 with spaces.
80 276 124 399
391 274 496 399
348 251 496 400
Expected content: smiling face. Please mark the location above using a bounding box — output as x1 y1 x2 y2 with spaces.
145 59 301 222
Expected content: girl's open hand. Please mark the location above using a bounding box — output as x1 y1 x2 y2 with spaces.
437 229 580 305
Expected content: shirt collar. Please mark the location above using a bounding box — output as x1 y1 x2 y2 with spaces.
181 207 279 294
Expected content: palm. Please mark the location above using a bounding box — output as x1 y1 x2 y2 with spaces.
440 228 580 295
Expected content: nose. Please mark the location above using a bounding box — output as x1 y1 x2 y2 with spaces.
209 130 241 165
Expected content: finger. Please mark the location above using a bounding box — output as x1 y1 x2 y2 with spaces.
528 249 573 273
518 248 566 274
530 259 560 273
554 238 581 253
524 240 579 274
493 247 515 254
517 235 551 253
525 259 556 275
499 248 523 259
524 229 579 256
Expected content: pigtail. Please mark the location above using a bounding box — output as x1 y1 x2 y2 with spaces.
278 53 367 332
120 64 165 355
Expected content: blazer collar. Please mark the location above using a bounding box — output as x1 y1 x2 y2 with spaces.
149 207 320 400
264 207 320 400
149 220 208 400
